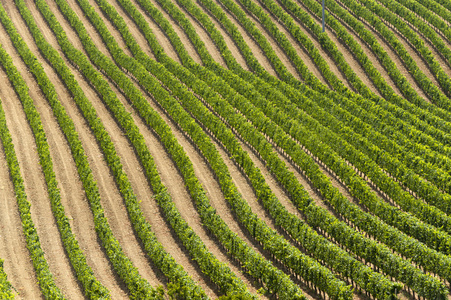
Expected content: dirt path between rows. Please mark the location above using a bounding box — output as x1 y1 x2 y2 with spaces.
210 0 279 77
36 0 177 292
62 64 167 290
109 0 156 59
255 1 332 85
296 0 388 96
115 92 220 298
327 12 402 97
276 0 353 88
193 0 250 70
231 0 301 80
252 0 326 83
127 78 274 297
128 0 183 63
0 50 83 300
148 0 204 64
391 28 444 93
372 0 451 79
334 0 431 102
0 123 42 299
6 2 134 297
172 0 229 67
84 0 134 57
49 0 116 61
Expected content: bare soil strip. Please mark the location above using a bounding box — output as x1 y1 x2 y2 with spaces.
276 0 353 89
333 0 431 101
5 3 133 297
373 0 451 77
48 0 116 61
86 0 134 57
253 0 327 83
392 12 451 79
327 12 402 96
0 57 83 299
239 141 303 217
31 0 239 295
171 0 229 67
421 36 451 78
230 0 302 80
33 0 172 291
64 64 167 289
127 0 182 62
193 0 251 70
210 0 280 77
0 126 42 299
320 17 385 95
390 27 443 92
114 91 220 298
148 0 204 64
127 78 272 297
215 140 280 232
293 0 386 96
110 0 156 59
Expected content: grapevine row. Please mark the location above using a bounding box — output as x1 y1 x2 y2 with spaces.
156 0 451 249
11 1 194 298
0 145 19 300
259 0 451 222
112 1 409 297
41 0 308 297
0 3 116 298
119 0 449 297
68 0 339 296
338 0 451 108
197 0 451 161
31 0 238 297
0 50 65 299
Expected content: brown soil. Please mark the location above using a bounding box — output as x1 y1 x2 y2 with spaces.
148 0 205 64
373 0 451 78
253 0 327 83
128 79 272 297
56 0 117 61
115 91 220 298
128 0 183 62
1 0 449 298
329 14 402 96
194 0 251 70
230 0 302 80
211 0 280 77
172 0 229 67
0 46 83 299
279 0 353 87
275 145 341 217
0 125 43 300
61 64 167 290
7 3 133 297
335 0 431 101
110 0 157 59
85 0 134 57
391 28 443 91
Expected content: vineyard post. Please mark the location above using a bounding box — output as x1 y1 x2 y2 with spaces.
322 0 325 32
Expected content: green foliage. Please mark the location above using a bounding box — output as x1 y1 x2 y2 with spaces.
130 0 450 297
14 0 170 298
0 50 65 299
3 0 451 298
0 2 110 298
0 259 14 299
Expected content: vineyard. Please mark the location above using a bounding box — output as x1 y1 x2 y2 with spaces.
0 0 451 298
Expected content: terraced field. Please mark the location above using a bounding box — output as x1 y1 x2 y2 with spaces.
1 0 451 299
